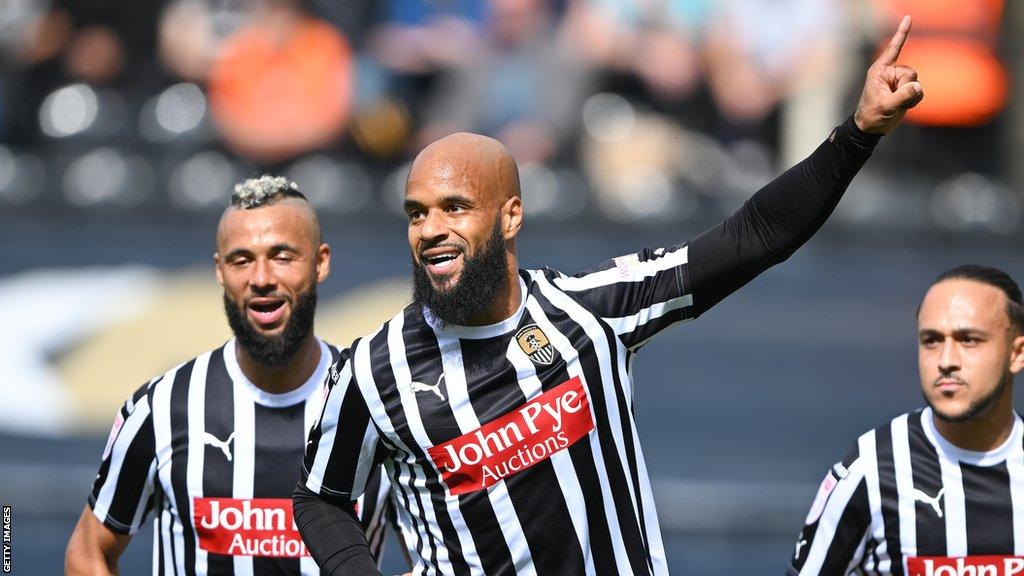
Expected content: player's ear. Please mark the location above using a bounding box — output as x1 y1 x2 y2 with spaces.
502 195 522 240
1010 332 1024 375
214 252 225 286
316 243 331 283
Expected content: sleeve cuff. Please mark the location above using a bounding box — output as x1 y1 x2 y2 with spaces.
87 495 135 535
833 114 882 151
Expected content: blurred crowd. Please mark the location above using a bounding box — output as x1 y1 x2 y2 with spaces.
0 0 1020 231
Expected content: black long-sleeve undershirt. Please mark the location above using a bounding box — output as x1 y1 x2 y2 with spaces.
292 116 881 575
293 484 383 576
687 115 879 317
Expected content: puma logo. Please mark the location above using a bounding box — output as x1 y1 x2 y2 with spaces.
409 374 446 402
913 487 945 518
794 539 808 560
203 432 235 462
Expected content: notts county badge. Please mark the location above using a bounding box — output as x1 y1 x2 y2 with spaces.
515 324 556 365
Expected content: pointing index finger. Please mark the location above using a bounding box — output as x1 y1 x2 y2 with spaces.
878 15 912 66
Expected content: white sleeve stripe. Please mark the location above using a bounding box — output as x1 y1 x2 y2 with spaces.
92 399 153 529
553 246 688 292
602 294 693 337
305 359 354 495
800 458 866 575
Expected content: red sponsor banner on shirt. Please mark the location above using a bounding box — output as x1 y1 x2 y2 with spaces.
192 498 308 558
427 376 595 496
908 556 1024 576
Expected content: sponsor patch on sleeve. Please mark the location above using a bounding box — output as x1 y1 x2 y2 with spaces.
804 464 842 526
614 254 640 279
102 411 126 461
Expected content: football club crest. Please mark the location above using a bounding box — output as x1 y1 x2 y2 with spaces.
515 324 556 365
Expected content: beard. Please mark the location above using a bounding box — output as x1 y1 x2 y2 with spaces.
412 219 509 327
926 372 1009 423
223 286 317 367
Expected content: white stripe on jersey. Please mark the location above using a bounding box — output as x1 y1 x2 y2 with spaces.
505 331 598 576
1008 442 1024 554
232 369 256 576
524 294 636 575
892 414 918 558
552 246 689 292
939 447 968 556
187 351 211 576
433 327 536 576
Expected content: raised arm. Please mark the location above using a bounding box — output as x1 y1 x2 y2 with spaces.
688 16 922 316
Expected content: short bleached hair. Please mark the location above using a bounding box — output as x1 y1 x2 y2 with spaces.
230 175 306 209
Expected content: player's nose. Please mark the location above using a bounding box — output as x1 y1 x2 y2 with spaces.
419 209 448 243
938 340 961 372
250 258 276 290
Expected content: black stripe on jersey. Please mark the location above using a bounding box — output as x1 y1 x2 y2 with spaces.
368 324 446 574
400 308 480 575
821 481 871 575
874 423 904 576
459 331 576 575
962 460 1014 554
254 402 306 575
907 412 946 556
202 350 234 575
531 291 650 575
169 359 199 576
560 266 682 320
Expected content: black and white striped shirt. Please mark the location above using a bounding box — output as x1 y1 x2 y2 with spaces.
89 338 391 576
791 408 1024 576
303 245 695 575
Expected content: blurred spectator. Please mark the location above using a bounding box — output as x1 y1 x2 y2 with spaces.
704 0 842 156
158 0 259 83
416 0 590 164
347 0 486 159
1 0 169 142
563 0 709 108
206 0 353 165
